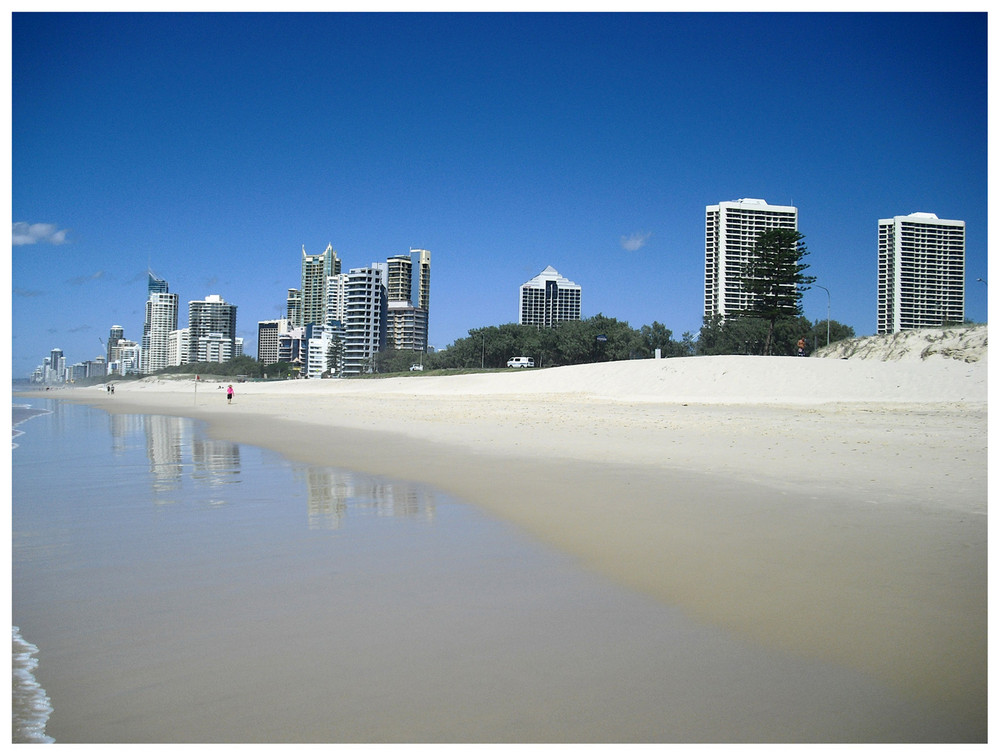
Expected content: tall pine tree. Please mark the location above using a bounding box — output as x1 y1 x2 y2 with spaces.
741 229 816 355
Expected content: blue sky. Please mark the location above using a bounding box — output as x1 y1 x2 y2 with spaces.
11 12 988 378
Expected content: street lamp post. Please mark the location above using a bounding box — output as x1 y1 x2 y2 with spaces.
814 284 831 346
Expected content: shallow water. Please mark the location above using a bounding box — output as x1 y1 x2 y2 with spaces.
11 398 971 742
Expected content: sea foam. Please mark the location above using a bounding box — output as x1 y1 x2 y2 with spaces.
12 626 54 743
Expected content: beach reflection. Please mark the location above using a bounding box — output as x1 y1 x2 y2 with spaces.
297 467 437 529
111 411 438 527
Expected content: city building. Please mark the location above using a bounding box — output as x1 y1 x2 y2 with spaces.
519 266 582 327
85 356 107 379
257 319 289 366
277 326 306 372
47 348 65 383
385 248 431 351
325 273 347 327
168 328 190 367
704 198 798 321
342 265 388 375
147 270 169 295
386 248 431 309
198 332 235 363
299 244 341 327
106 325 124 369
305 326 339 379
188 294 237 363
278 324 331 376
877 212 966 333
116 339 141 375
387 301 429 352
286 288 302 327
141 272 179 374
67 363 88 383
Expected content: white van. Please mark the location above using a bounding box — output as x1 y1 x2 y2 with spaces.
506 356 534 368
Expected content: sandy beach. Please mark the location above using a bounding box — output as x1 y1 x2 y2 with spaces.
49 327 988 737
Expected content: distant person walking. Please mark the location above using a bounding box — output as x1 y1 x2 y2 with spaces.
227 384 234 404
797 338 806 357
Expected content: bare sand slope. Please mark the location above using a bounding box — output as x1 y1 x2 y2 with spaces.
122 346 986 404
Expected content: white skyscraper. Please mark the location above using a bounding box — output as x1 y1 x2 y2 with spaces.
877 212 965 334
704 198 798 321
168 328 190 367
141 275 180 374
342 265 387 375
188 294 237 363
519 266 581 327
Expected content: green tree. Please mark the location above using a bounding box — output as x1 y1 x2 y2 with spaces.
697 314 769 355
434 314 700 368
697 313 855 356
263 361 295 380
373 348 424 374
741 229 816 355
803 318 855 352
326 334 344 377
636 321 694 358
545 315 639 364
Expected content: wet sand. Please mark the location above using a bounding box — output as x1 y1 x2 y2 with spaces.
48 354 989 738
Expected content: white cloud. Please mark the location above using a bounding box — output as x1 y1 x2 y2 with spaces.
620 231 651 252
13 222 70 246
68 271 105 286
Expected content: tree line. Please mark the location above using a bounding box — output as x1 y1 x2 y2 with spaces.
399 313 852 372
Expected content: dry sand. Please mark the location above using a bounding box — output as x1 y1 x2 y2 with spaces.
53 326 989 734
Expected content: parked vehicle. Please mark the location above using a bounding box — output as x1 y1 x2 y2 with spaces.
409 363 424 371
506 356 534 368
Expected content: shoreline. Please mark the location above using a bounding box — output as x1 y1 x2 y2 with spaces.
24 355 988 735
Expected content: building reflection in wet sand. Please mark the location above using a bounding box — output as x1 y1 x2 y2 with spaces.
108 411 438 527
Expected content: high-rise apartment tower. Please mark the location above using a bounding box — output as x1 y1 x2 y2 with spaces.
188 294 237 363
257 319 289 366
299 244 341 327
106 325 124 367
385 248 431 351
877 212 965 333
519 266 581 327
704 198 798 321
141 271 179 374
342 266 388 375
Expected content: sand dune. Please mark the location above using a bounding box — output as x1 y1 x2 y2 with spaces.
118 327 987 405
814 323 987 363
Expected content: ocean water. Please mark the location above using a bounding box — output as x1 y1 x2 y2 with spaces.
11 397 973 743
11 404 55 743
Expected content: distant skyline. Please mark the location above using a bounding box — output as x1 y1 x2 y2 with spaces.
11 12 987 378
